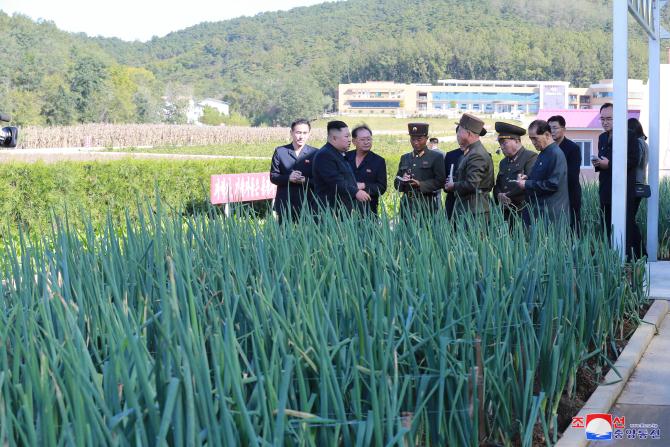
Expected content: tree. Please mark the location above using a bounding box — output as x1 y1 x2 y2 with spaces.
69 54 111 122
199 105 225 125
41 81 77 125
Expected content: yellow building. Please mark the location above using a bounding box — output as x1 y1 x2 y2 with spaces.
337 79 646 117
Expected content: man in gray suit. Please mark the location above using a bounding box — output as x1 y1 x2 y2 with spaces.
516 120 569 224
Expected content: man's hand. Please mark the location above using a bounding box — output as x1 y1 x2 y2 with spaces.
408 179 421 188
498 193 511 206
289 170 305 183
444 178 454 192
516 174 528 190
593 156 609 170
355 189 371 202
357 182 366 190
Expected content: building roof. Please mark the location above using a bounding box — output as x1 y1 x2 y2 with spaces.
199 98 229 106
535 109 640 130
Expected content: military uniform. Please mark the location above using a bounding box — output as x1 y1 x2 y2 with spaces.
394 123 446 217
493 148 537 216
453 141 494 214
492 122 537 220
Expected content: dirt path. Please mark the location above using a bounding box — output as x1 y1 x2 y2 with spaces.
0 148 270 163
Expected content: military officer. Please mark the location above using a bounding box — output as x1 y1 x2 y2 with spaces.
445 113 494 216
394 123 446 217
492 122 537 221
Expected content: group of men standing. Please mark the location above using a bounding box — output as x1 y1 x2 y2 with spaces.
270 107 646 258
270 114 580 225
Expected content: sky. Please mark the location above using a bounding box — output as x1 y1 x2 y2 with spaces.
1 0 332 42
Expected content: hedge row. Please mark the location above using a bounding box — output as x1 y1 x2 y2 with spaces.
0 159 268 235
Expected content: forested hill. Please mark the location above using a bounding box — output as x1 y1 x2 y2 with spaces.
1 0 669 126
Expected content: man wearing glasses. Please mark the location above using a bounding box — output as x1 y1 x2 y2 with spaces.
492 122 537 222
346 125 387 215
592 103 642 258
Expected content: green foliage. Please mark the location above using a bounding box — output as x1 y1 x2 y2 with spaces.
1 1 662 126
0 202 647 445
199 105 226 125
0 158 268 236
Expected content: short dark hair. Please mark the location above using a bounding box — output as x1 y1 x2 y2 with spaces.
291 119 311 130
528 120 551 135
547 115 566 128
600 102 613 112
327 120 348 134
628 117 646 140
429 137 439 143
352 124 372 138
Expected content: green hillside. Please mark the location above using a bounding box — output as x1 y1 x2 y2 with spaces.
1 0 668 126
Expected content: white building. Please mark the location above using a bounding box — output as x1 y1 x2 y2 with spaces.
186 98 230 124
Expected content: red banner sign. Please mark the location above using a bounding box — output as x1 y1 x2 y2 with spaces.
210 173 276 204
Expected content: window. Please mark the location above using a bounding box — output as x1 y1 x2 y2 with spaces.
574 140 593 167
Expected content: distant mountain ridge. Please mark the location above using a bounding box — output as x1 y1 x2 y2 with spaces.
1 0 668 126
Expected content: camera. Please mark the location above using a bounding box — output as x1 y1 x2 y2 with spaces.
0 113 18 148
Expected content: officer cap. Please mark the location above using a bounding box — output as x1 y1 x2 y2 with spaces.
495 122 526 140
408 123 429 137
456 113 487 136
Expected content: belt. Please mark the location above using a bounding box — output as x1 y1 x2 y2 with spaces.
405 191 438 199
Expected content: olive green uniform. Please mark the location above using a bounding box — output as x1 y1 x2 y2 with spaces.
394 149 446 216
492 147 538 218
453 140 494 215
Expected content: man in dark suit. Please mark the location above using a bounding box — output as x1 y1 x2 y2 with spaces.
345 124 387 215
517 120 569 224
592 103 642 258
270 119 319 222
313 120 370 213
548 115 582 234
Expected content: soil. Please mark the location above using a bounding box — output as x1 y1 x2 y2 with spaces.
552 300 652 441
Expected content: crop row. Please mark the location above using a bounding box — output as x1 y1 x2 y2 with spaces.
0 204 647 446
15 124 326 149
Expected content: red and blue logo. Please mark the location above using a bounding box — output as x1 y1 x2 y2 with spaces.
585 413 613 440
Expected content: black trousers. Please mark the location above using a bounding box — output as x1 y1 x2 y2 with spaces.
600 200 645 259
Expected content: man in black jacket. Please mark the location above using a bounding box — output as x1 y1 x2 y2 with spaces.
313 120 370 213
270 119 319 222
592 103 642 258
548 115 582 234
346 124 387 215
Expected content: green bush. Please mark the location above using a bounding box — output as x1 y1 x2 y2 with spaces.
0 159 268 236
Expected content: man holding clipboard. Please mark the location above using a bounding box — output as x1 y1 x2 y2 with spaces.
393 123 446 218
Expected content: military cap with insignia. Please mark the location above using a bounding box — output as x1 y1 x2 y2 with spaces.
408 122 429 136
455 113 487 136
495 122 526 140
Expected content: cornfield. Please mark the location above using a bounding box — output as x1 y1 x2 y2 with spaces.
15 124 327 149
0 203 646 446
